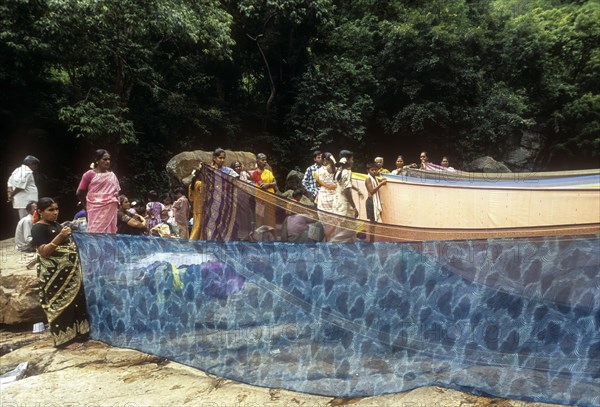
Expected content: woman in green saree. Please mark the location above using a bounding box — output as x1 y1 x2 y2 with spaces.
31 197 89 349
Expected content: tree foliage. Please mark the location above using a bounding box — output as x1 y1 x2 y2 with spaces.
1 0 598 205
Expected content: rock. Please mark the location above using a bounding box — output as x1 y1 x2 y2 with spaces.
468 156 512 173
0 336 564 407
0 239 45 325
504 147 532 169
285 169 305 192
503 131 543 170
166 150 257 186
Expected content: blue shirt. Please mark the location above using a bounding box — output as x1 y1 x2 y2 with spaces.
302 163 320 198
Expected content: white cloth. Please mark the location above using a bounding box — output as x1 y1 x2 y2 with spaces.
14 214 34 251
7 165 38 209
367 174 383 222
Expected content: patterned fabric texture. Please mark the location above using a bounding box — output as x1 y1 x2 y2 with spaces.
38 243 90 346
73 233 600 406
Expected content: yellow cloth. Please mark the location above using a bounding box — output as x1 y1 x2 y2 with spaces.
254 169 276 193
189 180 202 240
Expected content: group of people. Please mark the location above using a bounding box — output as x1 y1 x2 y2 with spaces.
374 152 454 175
6 146 453 349
297 151 454 237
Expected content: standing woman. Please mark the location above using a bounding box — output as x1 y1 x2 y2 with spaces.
76 149 121 233
211 148 239 177
252 153 276 193
316 152 337 212
316 152 337 239
330 150 359 242
31 197 89 349
252 153 277 229
188 167 203 240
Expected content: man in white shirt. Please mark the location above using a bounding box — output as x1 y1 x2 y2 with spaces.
7 155 39 220
15 201 37 253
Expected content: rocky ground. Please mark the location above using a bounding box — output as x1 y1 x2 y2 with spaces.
0 238 566 406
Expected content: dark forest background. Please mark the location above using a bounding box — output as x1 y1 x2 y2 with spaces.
1 0 599 238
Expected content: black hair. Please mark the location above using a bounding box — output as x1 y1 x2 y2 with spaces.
191 168 203 186
312 150 322 159
119 195 128 206
92 149 110 168
322 152 335 170
335 150 353 181
174 187 186 195
25 200 37 212
366 162 377 170
213 148 225 157
37 197 56 212
292 189 304 200
23 155 40 166
147 190 158 201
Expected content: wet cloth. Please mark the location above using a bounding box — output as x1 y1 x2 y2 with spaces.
74 232 600 406
78 170 120 233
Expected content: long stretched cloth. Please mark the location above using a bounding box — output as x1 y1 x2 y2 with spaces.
73 233 600 406
351 172 600 229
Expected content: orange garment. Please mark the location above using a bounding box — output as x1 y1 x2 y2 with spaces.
189 180 202 240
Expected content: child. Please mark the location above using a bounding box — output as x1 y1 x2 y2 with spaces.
150 209 178 237
365 162 387 223
145 190 165 231
172 187 190 239
161 193 176 227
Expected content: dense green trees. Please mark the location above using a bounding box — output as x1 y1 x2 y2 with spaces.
1 0 598 201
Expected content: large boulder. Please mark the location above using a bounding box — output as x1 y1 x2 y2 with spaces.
166 150 257 186
0 337 537 407
285 169 305 192
503 131 543 171
0 239 45 325
468 156 512 173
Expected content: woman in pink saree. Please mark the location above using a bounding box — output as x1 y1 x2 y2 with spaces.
76 149 121 234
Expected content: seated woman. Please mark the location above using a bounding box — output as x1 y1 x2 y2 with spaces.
31 197 89 349
117 195 148 235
